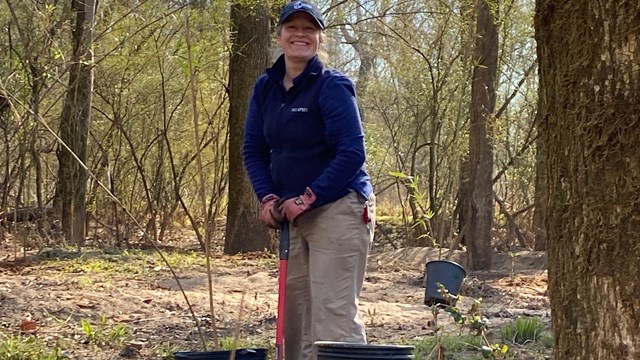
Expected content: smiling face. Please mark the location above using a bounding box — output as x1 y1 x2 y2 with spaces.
278 12 322 63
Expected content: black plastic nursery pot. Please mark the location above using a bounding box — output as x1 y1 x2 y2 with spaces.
174 348 268 360
424 260 467 306
315 341 415 359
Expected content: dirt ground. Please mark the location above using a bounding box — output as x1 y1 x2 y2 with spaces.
0 234 551 359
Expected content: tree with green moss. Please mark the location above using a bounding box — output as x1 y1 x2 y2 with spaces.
536 0 640 357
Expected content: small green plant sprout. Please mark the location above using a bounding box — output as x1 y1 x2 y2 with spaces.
80 314 129 347
107 324 129 345
80 319 99 345
429 284 509 360
424 283 460 360
501 317 546 345
156 342 179 359
366 307 379 326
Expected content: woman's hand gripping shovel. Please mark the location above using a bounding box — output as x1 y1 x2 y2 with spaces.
276 221 290 360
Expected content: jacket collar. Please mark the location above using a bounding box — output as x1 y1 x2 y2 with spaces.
266 54 323 87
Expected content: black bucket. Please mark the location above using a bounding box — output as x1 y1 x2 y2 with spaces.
174 348 268 360
315 341 414 359
424 260 467 306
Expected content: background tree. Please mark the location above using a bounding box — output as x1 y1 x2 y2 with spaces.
536 0 640 358
4 0 56 218
56 0 97 246
224 1 272 254
466 0 498 270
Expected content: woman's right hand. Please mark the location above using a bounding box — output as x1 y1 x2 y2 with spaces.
260 194 283 229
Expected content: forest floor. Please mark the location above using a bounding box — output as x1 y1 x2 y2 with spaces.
0 226 552 359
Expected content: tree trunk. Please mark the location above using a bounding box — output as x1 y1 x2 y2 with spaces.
466 0 498 270
457 158 469 247
532 94 547 251
0 96 10 224
57 0 96 246
536 0 640 358
224 2 272 254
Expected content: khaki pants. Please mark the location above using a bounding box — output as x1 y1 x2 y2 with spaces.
284 192 375 360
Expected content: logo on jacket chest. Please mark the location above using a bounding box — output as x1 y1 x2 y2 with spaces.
290 107 309 113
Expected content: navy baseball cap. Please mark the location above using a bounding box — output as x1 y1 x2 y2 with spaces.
278 1 325 30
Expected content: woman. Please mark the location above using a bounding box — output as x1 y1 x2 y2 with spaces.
243 1 375 359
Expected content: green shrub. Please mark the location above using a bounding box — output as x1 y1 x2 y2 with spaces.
501 317 546 345
0 334 67 360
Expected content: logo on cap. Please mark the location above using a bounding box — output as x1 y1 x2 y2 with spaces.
293 1 310 10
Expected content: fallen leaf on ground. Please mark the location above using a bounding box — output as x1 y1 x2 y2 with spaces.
20 320 37 333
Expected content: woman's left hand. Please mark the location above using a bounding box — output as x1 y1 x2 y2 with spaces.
279 187 316 224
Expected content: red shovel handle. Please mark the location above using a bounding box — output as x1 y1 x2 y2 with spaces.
276 222 290 360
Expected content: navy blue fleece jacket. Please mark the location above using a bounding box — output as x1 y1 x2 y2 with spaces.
243 54 372 209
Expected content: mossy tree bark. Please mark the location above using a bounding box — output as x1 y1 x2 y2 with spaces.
536 0 640 358
224 2 273 254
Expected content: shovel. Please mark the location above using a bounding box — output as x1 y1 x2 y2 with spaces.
276 221 290 360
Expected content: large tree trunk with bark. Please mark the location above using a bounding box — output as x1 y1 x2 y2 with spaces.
532 94 547 251
57 0 96 246
536 0 640 358
224 3 272 254
466 0 498 270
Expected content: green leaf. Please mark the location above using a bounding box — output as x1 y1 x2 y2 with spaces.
388 170 408 179
81 319 92 336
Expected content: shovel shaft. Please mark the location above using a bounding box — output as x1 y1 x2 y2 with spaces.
275 258 288 359
276 222 290 360
279 222 290 261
